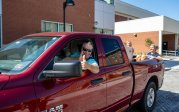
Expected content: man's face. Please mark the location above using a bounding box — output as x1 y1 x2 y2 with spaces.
149 46 156 53
82 42 93 59
126 42 131 47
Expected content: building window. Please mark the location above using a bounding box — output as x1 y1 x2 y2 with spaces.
95 28 113 34
99 0 114 5
104 0 114 5
41 20 73 32
101 38 124 66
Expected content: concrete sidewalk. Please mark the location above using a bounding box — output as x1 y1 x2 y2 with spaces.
162 56 179 61
162 56 179 71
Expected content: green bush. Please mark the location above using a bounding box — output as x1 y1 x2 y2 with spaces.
145 38 153 47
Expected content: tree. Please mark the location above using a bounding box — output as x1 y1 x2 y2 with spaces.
145 38 153 47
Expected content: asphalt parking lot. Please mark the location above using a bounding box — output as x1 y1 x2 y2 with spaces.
153 58 179 112
131 57 179 112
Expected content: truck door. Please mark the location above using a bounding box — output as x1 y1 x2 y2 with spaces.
100 37 133 111
33 36 107 112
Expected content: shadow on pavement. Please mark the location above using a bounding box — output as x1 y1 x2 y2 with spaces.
153 90 179 112
163 60 179 70
128 90 179 112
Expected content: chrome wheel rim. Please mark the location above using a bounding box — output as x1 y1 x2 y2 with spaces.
147 88 155 107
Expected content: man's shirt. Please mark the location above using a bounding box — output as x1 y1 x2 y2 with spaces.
86 57 98 65
147 52 160 59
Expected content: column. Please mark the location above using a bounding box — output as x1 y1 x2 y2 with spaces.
158 31 163 55
175 34 179 49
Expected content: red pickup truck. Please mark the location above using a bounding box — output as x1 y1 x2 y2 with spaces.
0 32 164 112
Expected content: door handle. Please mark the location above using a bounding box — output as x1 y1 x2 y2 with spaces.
122 71 132 76
91 78 104 85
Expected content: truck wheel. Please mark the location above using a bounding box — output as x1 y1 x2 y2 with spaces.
140 81 157 112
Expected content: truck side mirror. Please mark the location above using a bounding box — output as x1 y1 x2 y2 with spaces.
43 60 82 78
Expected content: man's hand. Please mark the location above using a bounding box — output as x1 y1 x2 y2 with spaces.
80 54 99 74
81 55 89 70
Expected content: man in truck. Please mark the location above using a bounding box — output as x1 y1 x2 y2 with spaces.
79 40 99 74
147 44 163 61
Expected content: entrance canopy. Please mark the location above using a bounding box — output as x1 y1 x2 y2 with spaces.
115 16 179 55
115 16 179 34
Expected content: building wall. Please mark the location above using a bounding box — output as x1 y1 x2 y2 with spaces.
163 17 179 34
115 0 158 19
115 0 146 24
115 16 164 34
117 31 159 53
95 0 114 30
2 0 94 44
178 37 179 47
163 34 175 50
115 15 128 22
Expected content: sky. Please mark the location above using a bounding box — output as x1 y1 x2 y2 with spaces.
120 0 179 21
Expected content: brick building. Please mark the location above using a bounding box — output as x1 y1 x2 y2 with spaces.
1 0 115 45
2 0 94 44
1 0 179 55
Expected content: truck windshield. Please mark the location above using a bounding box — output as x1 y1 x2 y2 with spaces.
0 36 60 74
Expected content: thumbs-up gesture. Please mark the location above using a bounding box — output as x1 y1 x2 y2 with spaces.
81 55 88 70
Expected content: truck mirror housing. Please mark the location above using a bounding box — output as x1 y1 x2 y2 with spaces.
43 60 82 78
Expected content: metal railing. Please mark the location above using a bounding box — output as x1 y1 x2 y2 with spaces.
162 50 178 56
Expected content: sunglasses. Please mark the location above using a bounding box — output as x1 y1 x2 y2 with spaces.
83 47 92 52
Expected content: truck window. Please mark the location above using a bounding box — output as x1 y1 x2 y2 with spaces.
0 36 60 74
54 38 98 64
101 38 124 66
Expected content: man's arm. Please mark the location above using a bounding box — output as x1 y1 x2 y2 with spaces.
155 53 163 61
81 60 99 74
156 56 163 61
87 63 99 74
80 55 99 74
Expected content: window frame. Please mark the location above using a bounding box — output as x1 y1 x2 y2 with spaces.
41 20 73 32
95 28 113 34
100 37 125 67
43 37 100 71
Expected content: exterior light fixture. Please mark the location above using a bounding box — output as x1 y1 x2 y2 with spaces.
133 33 137 37
63 0 75 32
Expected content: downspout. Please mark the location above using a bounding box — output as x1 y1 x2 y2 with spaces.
0 0 2 48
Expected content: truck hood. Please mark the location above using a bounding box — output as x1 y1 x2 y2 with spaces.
0 74 10 90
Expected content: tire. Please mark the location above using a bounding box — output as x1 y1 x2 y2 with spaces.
140 81 157 112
